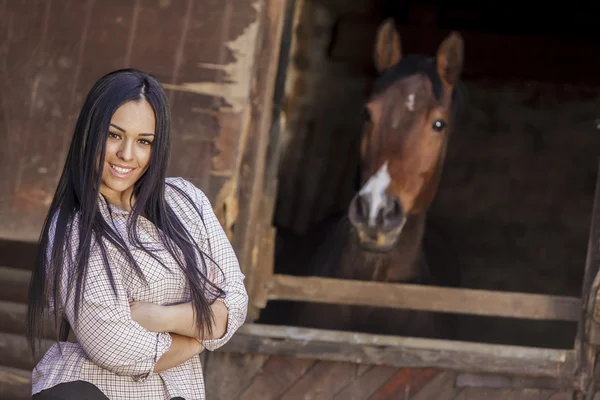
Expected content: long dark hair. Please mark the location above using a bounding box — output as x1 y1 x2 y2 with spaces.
27 68 224 355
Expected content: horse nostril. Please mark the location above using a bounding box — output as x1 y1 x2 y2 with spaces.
384 197 402 219
383 197 404 228
349 194 372 227
356 195 369 220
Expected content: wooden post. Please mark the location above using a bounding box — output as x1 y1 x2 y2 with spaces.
231 0 288 318
573 160 600 398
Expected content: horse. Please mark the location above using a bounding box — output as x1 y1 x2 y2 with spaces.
291 18 464 339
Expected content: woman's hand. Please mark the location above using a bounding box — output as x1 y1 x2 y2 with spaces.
129 301 169 333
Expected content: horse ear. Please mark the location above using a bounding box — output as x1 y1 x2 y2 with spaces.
436 31 464 87
374 18 402 73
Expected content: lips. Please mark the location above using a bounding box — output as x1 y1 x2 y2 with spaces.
109 163 135 178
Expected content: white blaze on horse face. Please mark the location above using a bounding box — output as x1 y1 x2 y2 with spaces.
405 93 415 111
359 161 391 227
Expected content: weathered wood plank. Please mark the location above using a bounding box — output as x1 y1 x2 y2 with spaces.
250 225 276 313
369 368 439 400
331 365 398 400
0 0 92 243
0 267 30 304
202 351 269 400
548 394 576 400
0 2 273 294
247 0 293 308
232 0 287 286
573 161 600 395
411 371 463 400
279 360 358 399
453 387 557 400
223 323 575 379
456 372 574 391
0 366 31 400
268 274 581 321
159 0 262 229
239 356 316 400
0 301 28 337
0 303 579 387
0 240 37 270
0 332 51 371
0 300 59 340
124 0 190 80
272 0 311 230
357 364 372 377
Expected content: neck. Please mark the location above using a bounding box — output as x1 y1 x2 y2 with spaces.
100 187 135 212
339 212 427 283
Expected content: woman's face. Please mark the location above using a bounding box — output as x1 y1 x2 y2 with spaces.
99 99 156 205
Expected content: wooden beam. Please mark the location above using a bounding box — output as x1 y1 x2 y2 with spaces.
0 239 37 270
575 161 600 396
0 366 31 400
0 301 56 339
0 317 578 387
231 0 287 284
223 323 576 379
0 267 30 304
0 301 27 336
267 274 582 321
455 372 573 391
0 332 51 371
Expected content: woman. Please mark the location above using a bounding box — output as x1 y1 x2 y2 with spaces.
27 68 248 399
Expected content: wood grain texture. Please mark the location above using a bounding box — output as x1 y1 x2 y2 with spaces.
223 323 575 379
268 274 581 321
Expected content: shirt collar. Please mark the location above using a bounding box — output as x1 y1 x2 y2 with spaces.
97 194 130 218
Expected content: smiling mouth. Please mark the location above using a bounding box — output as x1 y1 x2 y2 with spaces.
109 163 135 177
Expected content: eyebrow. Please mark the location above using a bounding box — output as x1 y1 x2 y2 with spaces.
110 123 155 137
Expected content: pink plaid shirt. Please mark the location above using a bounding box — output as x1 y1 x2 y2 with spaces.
32 177 248 399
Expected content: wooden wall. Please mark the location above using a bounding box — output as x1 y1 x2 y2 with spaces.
0 0 279 269
0 0 287 397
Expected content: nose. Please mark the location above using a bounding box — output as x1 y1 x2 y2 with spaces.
348 192 404 233
117 140 134 162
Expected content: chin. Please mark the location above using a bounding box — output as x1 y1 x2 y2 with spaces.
103 179 136 194
101 167 140 195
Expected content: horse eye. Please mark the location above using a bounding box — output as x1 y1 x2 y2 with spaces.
432 119 447 132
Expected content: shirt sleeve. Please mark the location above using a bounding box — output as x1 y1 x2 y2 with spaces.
57 219 172 380
183 180 249 351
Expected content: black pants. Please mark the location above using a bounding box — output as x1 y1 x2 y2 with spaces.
33 380 185 400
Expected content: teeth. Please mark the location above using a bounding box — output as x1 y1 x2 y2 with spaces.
111 164 133 174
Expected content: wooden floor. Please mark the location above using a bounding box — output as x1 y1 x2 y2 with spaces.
1 350 577 400
0 240 580 399
203 352 574 400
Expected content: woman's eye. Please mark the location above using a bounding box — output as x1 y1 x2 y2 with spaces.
108 131 120 139
138 139 153 146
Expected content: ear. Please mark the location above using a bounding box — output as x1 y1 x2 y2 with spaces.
436 31 464 87
374 18 402 73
